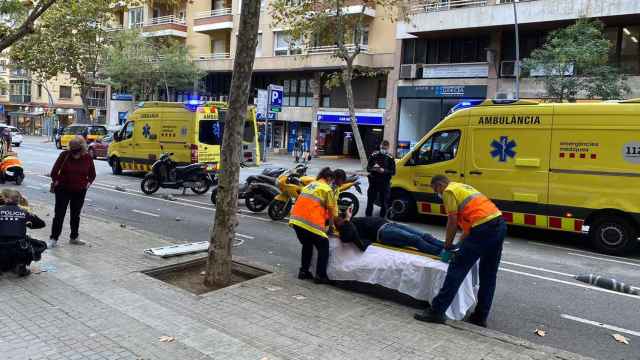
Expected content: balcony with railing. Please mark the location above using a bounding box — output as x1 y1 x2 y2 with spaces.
194 8 234 33
142 15 188 38
400 0 640 35
10 95 31 104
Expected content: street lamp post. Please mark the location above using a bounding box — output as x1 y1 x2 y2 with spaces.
513 0 521 100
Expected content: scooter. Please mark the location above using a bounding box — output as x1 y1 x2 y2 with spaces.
0 155 24 185
267 172 362 221
141 153 215 195
242 164 307 212
210 165 287 208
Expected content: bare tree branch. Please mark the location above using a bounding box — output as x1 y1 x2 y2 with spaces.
0 0 59 52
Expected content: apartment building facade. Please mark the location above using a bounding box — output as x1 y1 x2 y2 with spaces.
387 0 640 157
112 0 395 157
0 56 109 136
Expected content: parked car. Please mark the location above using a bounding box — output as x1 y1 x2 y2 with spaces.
0 125 23 147
88 133 113 159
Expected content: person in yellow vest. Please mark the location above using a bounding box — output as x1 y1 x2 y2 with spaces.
415 175 506 328
289 167 339 284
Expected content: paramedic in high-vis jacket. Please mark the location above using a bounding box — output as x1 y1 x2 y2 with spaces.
414 175 506 328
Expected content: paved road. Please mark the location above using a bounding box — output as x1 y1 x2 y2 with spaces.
8 137 640 359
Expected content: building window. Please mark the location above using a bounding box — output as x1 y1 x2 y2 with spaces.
0 60 7 72
88 87 106 108
283 79 312 107
376 79 386 109
619 26 640 74
9 79 31 104
37 84 43 98
402 36 490 65
128 7 144 28
59 86 72 99
274 31 302 56
256 33 262 57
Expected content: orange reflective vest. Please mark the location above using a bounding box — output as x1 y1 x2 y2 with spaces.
289 180 334 238
443 182 501 234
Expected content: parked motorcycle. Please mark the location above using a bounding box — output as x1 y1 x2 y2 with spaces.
242 164 307 212
141 153 215 195
268 171 362 221
210 165 287 209
0 155 24 185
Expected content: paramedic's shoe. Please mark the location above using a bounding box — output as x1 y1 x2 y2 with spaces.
69 237 86 245
314 276 335 285
466 313 487 328
298 269 314 280
414 309 446 324
47 238 57 249
15 264 31 277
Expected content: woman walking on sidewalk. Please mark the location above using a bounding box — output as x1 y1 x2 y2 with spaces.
48 136 96 248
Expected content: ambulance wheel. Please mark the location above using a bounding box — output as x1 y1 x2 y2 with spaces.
110 157 122 175
589 215 638 255
388 190 416 221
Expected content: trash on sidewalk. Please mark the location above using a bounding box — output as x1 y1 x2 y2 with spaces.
158 336 175 343
292 294 306 300
144 241 209 258
612 334 630 345
265 286 282 292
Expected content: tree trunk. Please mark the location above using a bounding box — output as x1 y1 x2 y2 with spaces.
79 87 91 124
342 61 368 170
204 0 261 287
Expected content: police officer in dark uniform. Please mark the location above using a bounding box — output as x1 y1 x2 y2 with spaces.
365 140 396 217
0 190 46 276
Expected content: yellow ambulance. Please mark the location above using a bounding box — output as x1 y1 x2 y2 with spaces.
107 101 260 175
391 99 640 255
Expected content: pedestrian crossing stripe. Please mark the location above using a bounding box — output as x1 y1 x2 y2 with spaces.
121 162 151 172
416 201 584 233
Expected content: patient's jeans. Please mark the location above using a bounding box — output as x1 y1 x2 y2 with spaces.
379 223 444 255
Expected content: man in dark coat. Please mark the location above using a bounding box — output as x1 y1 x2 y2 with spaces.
365 140 395 217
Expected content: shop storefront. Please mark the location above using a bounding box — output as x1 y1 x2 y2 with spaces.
8 108 45 136
316 111 384 158
396 85 486 157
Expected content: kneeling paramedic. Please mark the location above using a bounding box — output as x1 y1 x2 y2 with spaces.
0 189 46 276
414 175 506 327
289 167 339 284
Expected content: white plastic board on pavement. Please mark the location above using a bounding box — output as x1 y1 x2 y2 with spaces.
144 241 209 258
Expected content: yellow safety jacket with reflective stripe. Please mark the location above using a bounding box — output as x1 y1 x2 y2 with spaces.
289 180 336 238
443 182 501 234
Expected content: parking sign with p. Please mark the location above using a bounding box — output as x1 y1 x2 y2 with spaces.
268 84 284 113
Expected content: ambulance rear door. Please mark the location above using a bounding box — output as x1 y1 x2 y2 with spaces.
465 104 552 221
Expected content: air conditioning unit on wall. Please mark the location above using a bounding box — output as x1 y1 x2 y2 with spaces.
399 64 420 79
500 61 517 77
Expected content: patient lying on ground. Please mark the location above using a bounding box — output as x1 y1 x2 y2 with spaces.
335 208 444 256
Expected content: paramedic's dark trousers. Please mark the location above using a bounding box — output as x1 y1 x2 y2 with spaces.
366 181 390 217
293 225 329 279
431 218 506 321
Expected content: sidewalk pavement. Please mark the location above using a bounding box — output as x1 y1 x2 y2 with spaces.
0 201 591 360
263 154 365 174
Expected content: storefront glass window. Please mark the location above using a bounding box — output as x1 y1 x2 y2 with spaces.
620 26 640 74
398 99 442 154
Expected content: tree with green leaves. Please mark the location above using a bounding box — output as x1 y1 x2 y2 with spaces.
104 30 204 101
269 0 403 167
0 0 59 52
204 0 261 286
10 0 121 122
523 19 629 102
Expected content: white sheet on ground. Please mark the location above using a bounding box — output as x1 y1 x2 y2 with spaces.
315 237 479 320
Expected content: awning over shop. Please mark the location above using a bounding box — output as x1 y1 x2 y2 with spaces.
7 110 45 117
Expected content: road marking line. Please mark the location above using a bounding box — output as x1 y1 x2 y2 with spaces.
566 252 640 268
235 233 255 239
132 209 160 217
501 261 575 278
560 314 640 337
528 242 640 262
499 267 640 300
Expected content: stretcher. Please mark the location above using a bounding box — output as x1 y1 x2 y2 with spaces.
314 237 479 320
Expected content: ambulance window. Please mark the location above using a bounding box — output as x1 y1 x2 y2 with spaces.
414 130 460 165
243 120 255 143
199 120 223 145
122 122 134 140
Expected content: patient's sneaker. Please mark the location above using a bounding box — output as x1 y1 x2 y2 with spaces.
298 269 314 280
47 238 57 249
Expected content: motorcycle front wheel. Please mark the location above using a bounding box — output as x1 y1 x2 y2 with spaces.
190 176 211 195
268 200 291 221
141 174 160 195
245 192 269 212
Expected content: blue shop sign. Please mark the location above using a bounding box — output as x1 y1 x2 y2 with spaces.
317 112 383 126
111 93 134 101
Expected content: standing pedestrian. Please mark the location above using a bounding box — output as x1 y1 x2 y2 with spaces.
1 127 12 154
414 175 506 327
365 140 395 217
289 167 339 284
48 135 96 248
294 135 305 163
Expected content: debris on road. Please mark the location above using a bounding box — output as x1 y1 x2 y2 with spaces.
612 333 630 345
158 336 175 343
144 241 209 258
265 286 282 292
534 329 546 337
292 295 306 300
120 224 127 228
115 186 126 192
575 274 640 295
163 194 176 201
175 217 183 222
